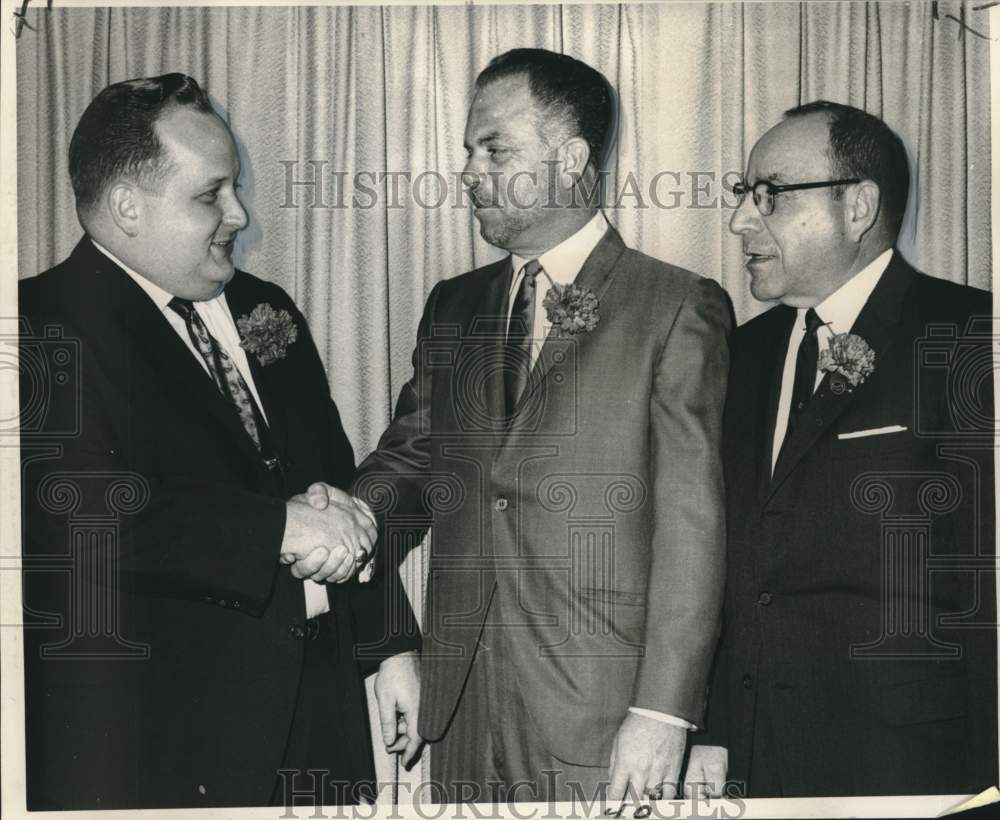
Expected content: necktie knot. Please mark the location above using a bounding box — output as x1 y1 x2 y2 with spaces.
804 307 824 336
168 297 195 320
521 259 543 289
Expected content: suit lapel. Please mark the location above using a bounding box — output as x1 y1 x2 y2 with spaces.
511 227 627 417
73 239 267 465
766 253 915 501
481 258 515 431
755 307 796 506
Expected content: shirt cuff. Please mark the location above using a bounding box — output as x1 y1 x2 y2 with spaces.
628 706 696 731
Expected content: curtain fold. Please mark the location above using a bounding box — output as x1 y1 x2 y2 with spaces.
15 0 991 804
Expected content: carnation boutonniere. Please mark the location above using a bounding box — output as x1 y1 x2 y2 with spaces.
819 332 875 394
237 303 298 366
542 281 600 336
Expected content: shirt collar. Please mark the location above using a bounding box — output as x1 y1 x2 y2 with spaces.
510 210 608 289
805 248 894 335
90 238 178 311
89 237 229 313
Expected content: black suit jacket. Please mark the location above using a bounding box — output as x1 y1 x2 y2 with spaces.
702 253 997 796
19 238 416 809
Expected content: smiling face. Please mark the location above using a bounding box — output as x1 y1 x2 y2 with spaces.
461 76 563 255
127 107 248 300
730 112 859 307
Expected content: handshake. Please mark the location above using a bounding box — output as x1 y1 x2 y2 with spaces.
280 482 377 584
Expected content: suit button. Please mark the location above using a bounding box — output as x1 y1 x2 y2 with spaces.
289 624 306 639
494 497 509 512
232 601 241 609
742 674 753 689
758 592 773 606
218 599 227 608
815 417 824 426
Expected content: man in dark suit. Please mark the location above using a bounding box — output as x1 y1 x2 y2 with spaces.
19 73 420 810
311 49 731 804
686 101 997 797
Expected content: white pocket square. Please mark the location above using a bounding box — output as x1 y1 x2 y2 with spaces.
838 425 908 440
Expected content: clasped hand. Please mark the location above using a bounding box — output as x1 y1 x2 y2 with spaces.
280 483 376 583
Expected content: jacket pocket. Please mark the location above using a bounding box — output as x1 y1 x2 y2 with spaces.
871 675 969 726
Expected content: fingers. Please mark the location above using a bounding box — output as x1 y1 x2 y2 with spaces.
321 501 375 557
607 757 632 803
305 482 331 509
324 485 355 506
607 715 686 804
377 684 398 748
308 544 357 584
683 746 728 798
281 486 378 580
289 546 329 579
400 723 422 769
385 717 407 753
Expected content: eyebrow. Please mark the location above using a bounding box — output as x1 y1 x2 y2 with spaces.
198 174 235 190
463 130 505 151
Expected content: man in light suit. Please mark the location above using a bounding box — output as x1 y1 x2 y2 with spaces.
19 73 420 810
343 49 731 803
686 101 997 797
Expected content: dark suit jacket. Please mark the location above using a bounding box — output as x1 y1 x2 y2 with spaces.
19 238 416 810
354 225 732 765
701 252 997 796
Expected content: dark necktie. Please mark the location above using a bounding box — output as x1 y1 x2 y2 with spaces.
168 297 265 450
504 259 543 416
785 307 824 438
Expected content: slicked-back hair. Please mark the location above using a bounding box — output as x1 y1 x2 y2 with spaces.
785 99 910 237
475 48 615 172
69 72 215 213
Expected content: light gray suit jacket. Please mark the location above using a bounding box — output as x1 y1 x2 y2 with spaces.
355 226 731 765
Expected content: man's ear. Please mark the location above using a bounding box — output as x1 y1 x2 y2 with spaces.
107 183 141 238
556 136 591 189
845 180 880 243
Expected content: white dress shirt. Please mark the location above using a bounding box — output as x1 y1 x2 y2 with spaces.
507 215 693 732
90 239 330 618
508 210 608 360
771 248 893 471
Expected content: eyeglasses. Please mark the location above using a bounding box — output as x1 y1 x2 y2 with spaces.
733 178 860 216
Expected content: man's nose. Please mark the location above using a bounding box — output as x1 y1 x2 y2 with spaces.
461 162 481 192
224 190 249 231
729 193 757 236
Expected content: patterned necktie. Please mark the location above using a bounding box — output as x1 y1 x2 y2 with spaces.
785 307 824 438
505 259 543 416
168 297 264 450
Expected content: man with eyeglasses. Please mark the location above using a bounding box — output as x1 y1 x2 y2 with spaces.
684 101 996 798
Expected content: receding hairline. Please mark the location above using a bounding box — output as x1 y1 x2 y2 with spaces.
480 73 577 147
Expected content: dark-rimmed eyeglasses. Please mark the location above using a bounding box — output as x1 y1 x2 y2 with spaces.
732 178 860 216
